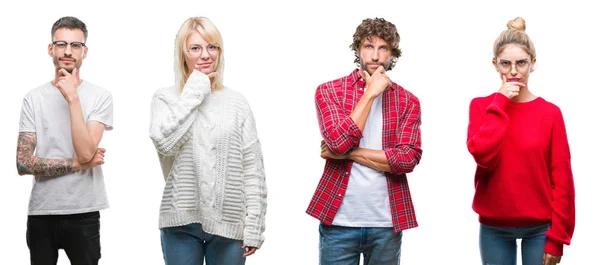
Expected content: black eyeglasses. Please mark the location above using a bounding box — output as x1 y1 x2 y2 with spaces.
52 41 86 50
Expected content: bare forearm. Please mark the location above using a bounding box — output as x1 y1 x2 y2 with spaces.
18 157 77 177
68 99 96 163
349 147 391 172
16 132 79 177
350 94 376 132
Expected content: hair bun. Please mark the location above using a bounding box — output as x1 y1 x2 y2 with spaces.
507 17 526 31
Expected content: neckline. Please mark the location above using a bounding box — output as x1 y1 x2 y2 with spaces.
508 96 543 108
49 80 85 89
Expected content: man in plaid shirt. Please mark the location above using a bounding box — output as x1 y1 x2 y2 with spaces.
306 17 423 265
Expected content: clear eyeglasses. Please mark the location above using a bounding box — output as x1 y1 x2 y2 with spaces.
187 44 219 56
496 59 530 73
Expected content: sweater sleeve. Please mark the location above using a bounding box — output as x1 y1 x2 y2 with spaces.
466 93 511 170
149 70 211 155
157 152 175 182
544 108 576 256
240 109 267 248
315 83 362 154
384 97 422 175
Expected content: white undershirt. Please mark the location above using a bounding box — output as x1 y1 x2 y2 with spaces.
332 94 392 227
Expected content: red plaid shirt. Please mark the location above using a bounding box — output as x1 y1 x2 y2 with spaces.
306 69 422 232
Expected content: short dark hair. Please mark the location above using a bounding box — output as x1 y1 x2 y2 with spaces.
350 17 402 70
51 16 88 41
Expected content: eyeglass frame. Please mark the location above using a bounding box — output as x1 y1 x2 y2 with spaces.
52 41 86 50
187 43 220 56
495 58 532 73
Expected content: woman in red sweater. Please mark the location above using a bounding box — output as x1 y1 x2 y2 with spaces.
467 17 575 265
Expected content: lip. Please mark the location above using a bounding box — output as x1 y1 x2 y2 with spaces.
508 78 521 82
196 62 212 67
60 59 74 63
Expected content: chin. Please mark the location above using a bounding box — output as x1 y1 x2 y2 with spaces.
59 64 76 72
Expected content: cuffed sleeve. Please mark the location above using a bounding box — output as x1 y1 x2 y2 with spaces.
384 98 422 174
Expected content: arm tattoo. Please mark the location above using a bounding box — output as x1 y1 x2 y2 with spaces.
16 132 75 177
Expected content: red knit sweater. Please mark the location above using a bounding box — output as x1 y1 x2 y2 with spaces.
467 93 575 256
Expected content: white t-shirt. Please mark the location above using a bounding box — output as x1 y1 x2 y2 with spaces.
332 94 393 227
19 81 113 215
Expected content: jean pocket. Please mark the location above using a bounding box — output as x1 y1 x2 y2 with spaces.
319 223 332 235
319 223 333 231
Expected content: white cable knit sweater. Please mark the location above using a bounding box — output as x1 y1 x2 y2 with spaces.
149 70 267 248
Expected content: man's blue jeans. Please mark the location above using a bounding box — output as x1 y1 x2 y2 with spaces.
160 223 245 265
319 223 402 265
479 223 550 265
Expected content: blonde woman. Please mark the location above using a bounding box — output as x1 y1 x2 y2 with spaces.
150 17 267 265
467 17 575 265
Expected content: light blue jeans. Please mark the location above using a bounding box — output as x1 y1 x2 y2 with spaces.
319 223 402 265
160 223 245 265
479 223 550 265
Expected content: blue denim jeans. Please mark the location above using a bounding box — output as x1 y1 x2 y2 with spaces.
479 223 550 265
319 223 402 265
160 223 245 265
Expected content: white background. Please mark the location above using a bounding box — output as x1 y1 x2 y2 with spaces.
0 0 597 264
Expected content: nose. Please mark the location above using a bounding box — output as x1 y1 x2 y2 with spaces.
371 50 380 62
510 63 518 76
199 47 210 60
64 44 73 56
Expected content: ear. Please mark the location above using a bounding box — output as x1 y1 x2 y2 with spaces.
492 58 499 72
82 46 88 59
48 43 54 57
530 57 537 72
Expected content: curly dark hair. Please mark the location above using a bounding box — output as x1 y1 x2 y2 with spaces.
51 16 88 41
350 18 401 70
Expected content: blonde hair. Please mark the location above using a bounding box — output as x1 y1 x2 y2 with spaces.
174 17 224 92
493 17 536 60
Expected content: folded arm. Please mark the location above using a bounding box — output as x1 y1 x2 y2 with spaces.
16 132 76 177
321 97 422 175
348 147 391 172
346 98 422 174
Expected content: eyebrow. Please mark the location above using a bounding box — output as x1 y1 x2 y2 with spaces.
498 58 528 62
363 42 389 48
189 42 218 47
53 40 85 43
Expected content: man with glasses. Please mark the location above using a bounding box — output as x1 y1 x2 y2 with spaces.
16 16 113 265
306 17 423 264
